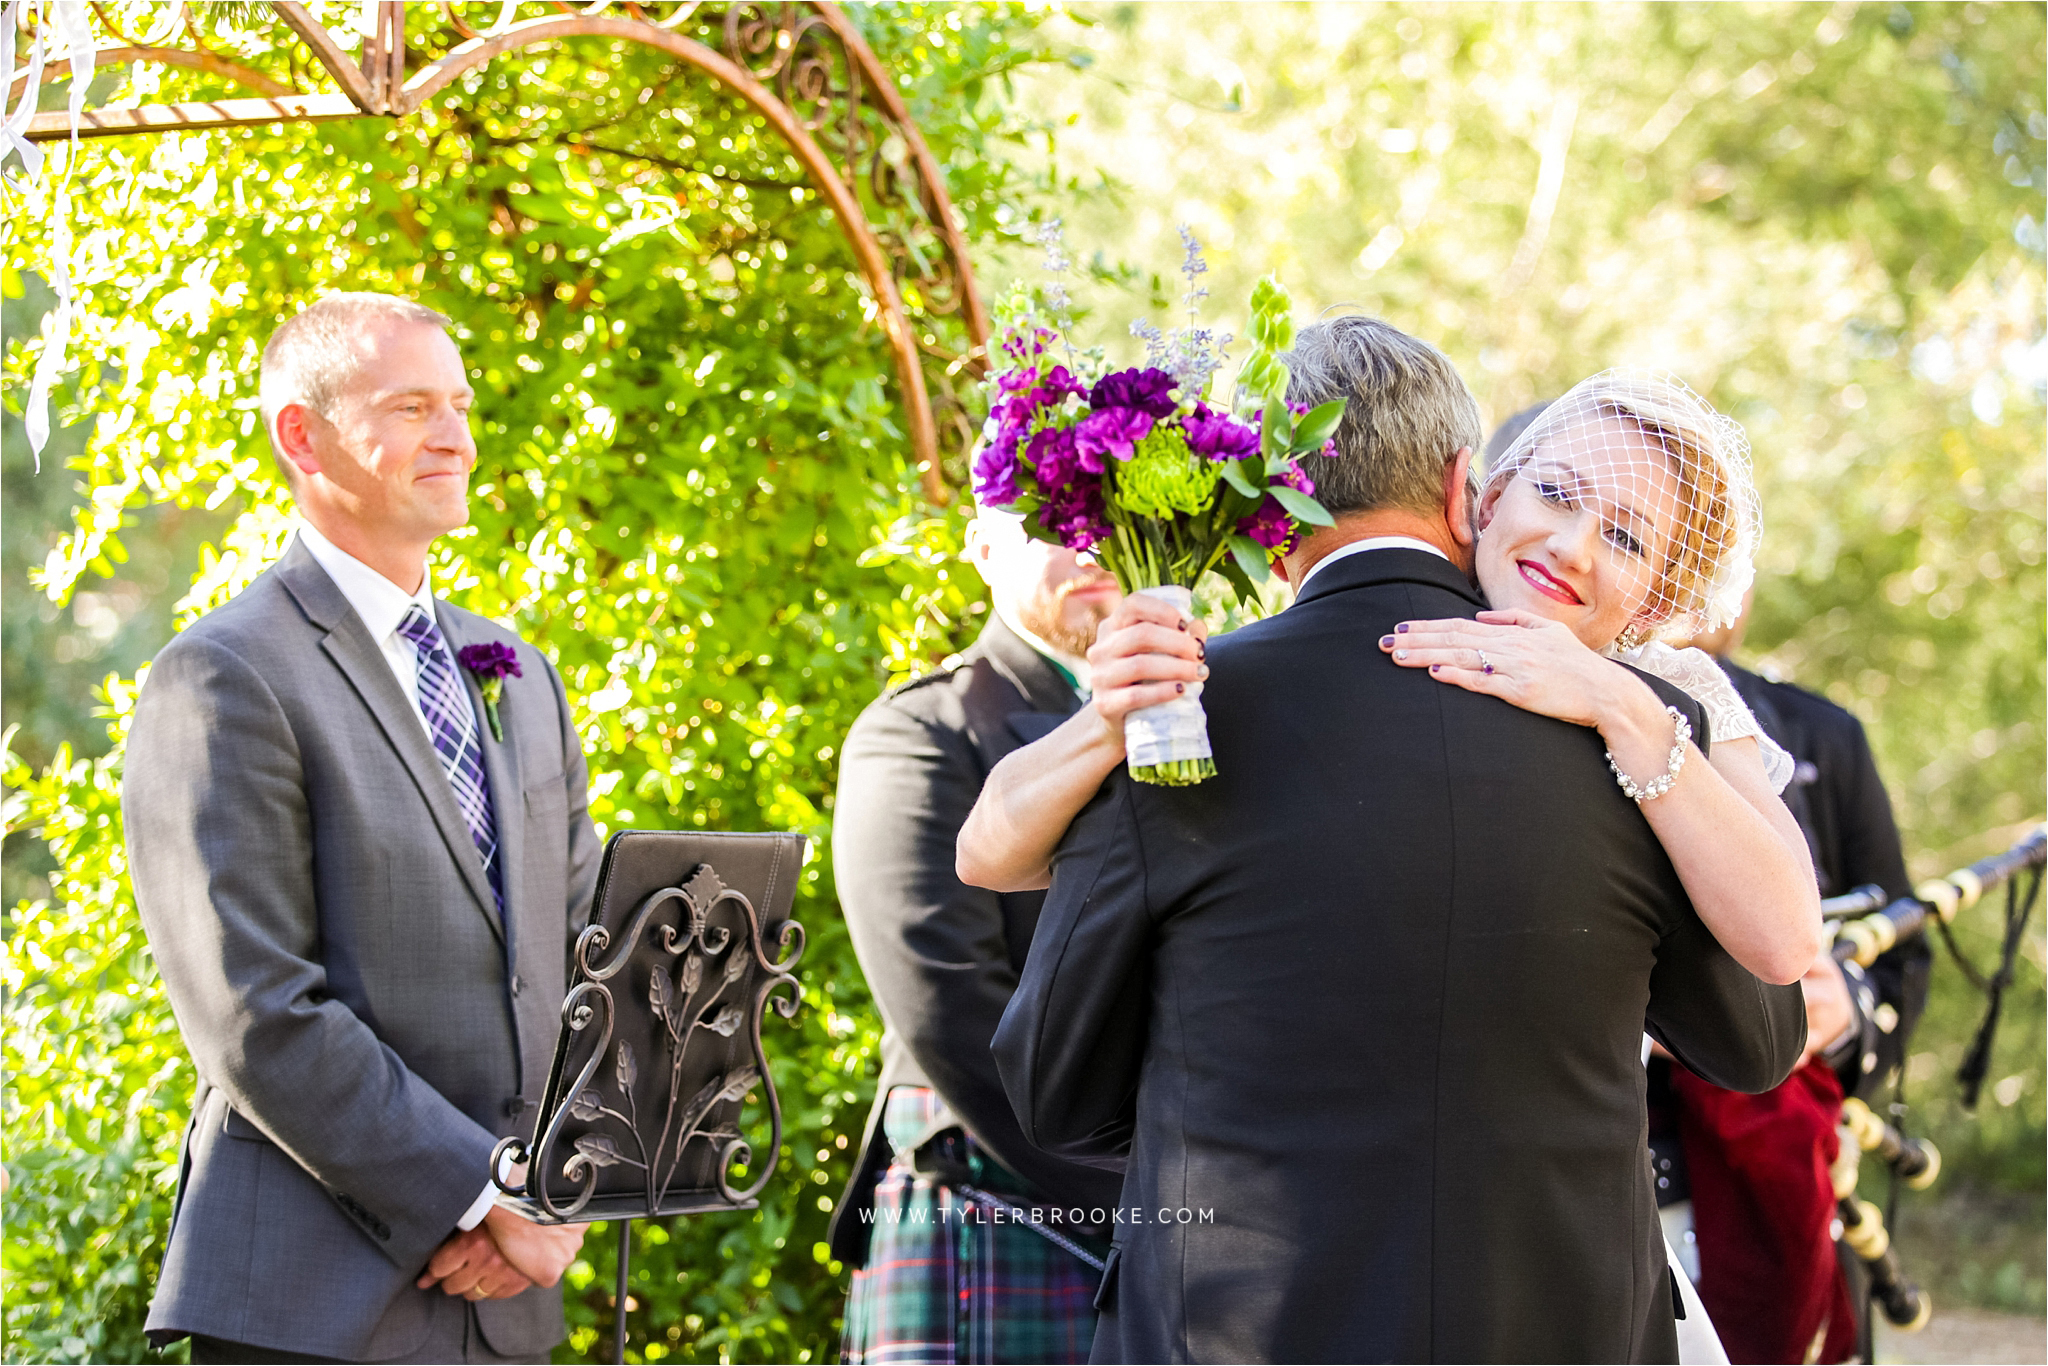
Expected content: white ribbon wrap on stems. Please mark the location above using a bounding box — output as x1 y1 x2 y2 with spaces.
1121 585 1214 771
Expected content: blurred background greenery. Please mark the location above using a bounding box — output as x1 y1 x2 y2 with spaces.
4 2 2042 1361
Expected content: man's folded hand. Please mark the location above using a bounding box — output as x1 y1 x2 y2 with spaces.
416 1226 534 1301
482 1205 587 1287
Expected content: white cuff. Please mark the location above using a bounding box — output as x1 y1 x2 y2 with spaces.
456 1181 496 1232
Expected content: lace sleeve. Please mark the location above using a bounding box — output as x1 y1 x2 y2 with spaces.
1611 643 1796 794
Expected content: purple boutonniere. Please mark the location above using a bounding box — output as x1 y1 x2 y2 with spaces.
457 642 523 742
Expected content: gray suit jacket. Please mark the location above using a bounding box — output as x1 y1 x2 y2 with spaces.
125 537 601 1360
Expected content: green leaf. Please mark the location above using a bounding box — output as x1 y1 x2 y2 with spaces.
1269 484 1335 527
1260 400 1293 459
1219 459 1263 500
1215 554 1258 604
1229 534 1275 585
1290 400 1345 453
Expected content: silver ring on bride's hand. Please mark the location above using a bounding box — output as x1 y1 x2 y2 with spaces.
1478 649 1494 675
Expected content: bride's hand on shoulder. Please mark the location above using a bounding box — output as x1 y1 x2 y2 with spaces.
1378 608 1649 730
1086 594 1209 742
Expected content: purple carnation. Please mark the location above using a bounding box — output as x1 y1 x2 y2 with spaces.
1073 407 1155 470
1088 367 1179 419
1181 404 1260 462
457 642 523 681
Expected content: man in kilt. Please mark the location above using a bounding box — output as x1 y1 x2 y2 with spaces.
829 511 1127 1364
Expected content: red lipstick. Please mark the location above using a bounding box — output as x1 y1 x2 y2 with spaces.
1517 559 1583 606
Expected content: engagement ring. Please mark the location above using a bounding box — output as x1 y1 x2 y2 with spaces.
1478 650 1494 675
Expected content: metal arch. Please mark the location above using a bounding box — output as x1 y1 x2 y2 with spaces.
19 1 986 505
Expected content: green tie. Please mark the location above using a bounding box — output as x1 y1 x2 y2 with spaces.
1042 654 1088 701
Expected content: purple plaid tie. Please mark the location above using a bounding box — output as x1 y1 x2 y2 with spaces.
397 606 504 917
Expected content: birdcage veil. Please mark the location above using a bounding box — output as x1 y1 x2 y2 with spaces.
1480 369 1760 647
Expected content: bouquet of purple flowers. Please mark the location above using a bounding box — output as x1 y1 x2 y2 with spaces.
971 229 1343 785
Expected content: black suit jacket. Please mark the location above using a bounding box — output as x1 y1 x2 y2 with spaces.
993 549 1806 1364
1720 661 1927 1093
828 613 1125 1265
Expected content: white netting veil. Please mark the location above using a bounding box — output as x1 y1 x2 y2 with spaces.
1480 369 1760 645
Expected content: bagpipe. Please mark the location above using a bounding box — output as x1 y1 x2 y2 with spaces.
1818 826 2045 1333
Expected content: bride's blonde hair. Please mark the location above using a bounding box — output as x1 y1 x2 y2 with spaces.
1481 370 1759 646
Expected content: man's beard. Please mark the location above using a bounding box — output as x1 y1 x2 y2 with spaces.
1016 575 1114 657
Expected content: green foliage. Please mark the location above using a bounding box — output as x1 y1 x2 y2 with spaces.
2 6 1066 1362
4 708 189 1366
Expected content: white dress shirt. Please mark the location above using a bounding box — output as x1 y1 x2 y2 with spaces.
294 521 441 744
1294 535 1449 593
295 522 500 1232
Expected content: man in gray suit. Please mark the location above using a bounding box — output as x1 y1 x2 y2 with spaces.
125 294 599 1363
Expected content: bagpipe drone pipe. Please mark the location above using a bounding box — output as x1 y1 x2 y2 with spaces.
1817 825 2046 1332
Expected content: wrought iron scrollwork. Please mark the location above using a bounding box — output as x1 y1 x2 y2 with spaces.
706 4 982 360
492 861 805 1221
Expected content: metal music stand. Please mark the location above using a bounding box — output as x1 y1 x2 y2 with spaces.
490 830 807 1363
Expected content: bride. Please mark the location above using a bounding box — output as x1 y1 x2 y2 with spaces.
956 370 1825 1364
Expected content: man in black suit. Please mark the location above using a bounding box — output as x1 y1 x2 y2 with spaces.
1691 603 1926 1092
829 513 1128 1361
994 317 1806 1364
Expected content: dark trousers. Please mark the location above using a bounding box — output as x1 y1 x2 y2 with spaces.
189 1297 549 1365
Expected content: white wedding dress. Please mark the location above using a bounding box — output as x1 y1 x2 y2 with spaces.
1617 643 1797 1366
1612 642 1796 794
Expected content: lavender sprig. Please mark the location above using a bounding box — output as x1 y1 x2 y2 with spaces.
1027 217 1078 362
1128 225 1233 398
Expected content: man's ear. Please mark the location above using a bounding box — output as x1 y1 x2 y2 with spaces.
1444 446 1478 550
272 403 324 485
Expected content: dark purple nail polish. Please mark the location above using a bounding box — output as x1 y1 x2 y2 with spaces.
1178 619 1189 631
1176 682 1185 693
1430 664 1441 673
1396 623 1410 633
1379 635 1395 648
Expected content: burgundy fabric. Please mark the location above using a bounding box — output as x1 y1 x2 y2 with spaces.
1674 1060 1858 1364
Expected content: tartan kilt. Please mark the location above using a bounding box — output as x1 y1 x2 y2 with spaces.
841 1087 1104 1364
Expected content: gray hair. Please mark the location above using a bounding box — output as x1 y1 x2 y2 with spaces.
1282 316 1483 518
259 292 450 486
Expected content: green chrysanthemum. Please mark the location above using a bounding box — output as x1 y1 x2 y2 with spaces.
1111 424 1217 519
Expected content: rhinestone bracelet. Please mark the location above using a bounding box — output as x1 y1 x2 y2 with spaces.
1608 706 1692 803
